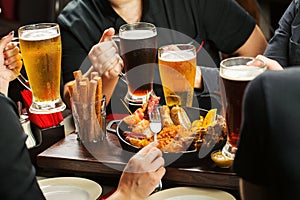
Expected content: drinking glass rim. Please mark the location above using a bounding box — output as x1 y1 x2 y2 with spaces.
119 22 156 32
18 23 59 31
158 43 196 52
220 56 267 70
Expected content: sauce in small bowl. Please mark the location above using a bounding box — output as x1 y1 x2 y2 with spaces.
211 150 233 168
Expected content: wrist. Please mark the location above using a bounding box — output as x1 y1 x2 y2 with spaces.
106 188 142 200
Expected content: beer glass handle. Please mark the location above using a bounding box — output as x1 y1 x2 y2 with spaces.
11 37 32 91
17 73 31 91
112 34 120 43
112 35 127 84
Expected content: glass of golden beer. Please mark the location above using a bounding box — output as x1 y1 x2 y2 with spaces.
220 57 266 159
119 22 157 106
18 23 66 114
158 44 196 107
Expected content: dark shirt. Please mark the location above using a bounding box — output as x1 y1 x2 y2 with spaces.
233 68 300 199
57 0 255 112
0 94 45 199
264 0 300 67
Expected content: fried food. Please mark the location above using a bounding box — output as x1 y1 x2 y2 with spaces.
123 103 227 152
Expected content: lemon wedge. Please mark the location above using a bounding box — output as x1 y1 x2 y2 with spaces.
203 108 217 128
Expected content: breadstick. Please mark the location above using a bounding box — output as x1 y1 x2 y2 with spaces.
79 81 89 142
88 79 98 142
73 70 83 90
91 71 99 80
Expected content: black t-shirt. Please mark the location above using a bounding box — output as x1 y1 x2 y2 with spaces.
233 68 300 199
0 94 45 199
58 0 255 84
57 0 255 113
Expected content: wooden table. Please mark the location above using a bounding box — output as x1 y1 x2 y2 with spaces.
37 130 239 193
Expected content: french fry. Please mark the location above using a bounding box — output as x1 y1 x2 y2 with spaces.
93 76 103 127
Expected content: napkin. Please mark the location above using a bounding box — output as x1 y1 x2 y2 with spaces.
20 89 63 129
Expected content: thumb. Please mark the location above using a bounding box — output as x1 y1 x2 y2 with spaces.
0 31 14 51
99 28 115 42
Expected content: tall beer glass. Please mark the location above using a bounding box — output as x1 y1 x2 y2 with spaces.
158 44 196 107
18 23 66 114
119 22 157 106
220 57 266 159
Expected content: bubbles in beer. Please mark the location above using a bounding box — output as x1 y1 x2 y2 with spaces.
220 65 265 81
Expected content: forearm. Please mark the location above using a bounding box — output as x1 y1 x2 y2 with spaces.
194 66 203 90
102 75 119 104
0 77 9 96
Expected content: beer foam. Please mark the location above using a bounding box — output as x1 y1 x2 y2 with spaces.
160 51 195 62
120 29 156 40
20 29 59 41
220 65 265 81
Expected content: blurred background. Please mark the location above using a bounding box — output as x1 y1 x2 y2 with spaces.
0 0 292 39
0 0 71 37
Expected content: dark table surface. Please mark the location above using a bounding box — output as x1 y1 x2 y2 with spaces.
36 126 240 197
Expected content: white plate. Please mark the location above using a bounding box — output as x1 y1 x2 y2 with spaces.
147 187 236 200
38 177 102 200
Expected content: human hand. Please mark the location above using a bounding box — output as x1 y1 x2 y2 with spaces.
255 55 283 70
0 31 22 82
88 28 123 79
110 142 165 200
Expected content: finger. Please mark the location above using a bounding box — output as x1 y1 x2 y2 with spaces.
145 147 163 165
7 60 22 76
5 53 22 66
150 156 165 172
99 28 115 42
96 46 117 63
0 31 14 52
108 61 123 77
154 167 166 179
3 42 16 52
91 41 116 57
4 46 20 58
139 141 159 154
102 54 120 72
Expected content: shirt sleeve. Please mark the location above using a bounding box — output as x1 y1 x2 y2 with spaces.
0 95 45 199
202 0 256 54
264 1 297 67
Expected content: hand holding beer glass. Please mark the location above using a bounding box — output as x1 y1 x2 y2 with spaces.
220 57 266 159
158 44 196 107
18 23 66 114
119 22 157 106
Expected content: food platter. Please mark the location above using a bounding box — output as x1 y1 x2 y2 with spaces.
107 106 226 167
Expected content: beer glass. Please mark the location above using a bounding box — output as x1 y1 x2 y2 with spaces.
220 57 266 159
158 44 196 107
119 22 157 106
18 23 66 114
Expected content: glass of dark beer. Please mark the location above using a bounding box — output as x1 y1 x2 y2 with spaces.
119 22 157 106
220 57 266 159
